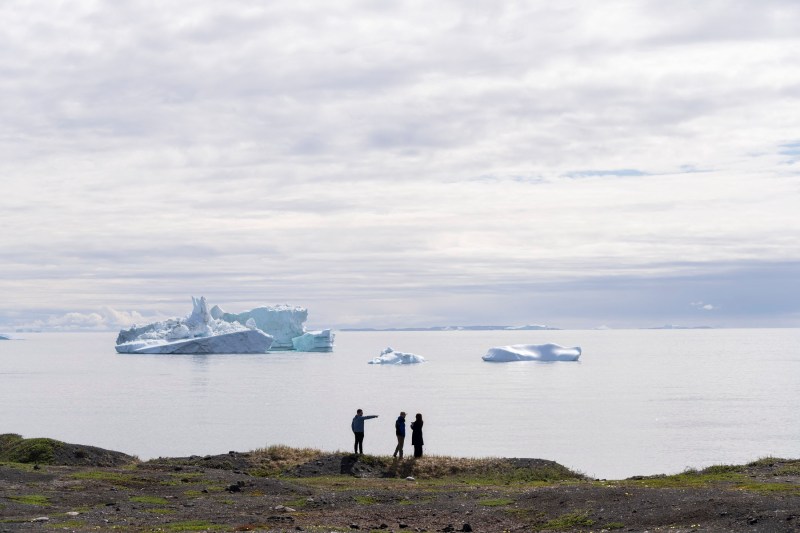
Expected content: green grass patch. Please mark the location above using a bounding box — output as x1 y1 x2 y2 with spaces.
630 468 747 489
296 526 350 533
735 481 800 493
8 494 49 506
0 434 62 464
401 456 584 484
539 511 594 530
397 496 433 505
628 466 800 494
130 495 170 505
161 520 227 531
353 495 377 505
0 461 39 472
479 497 515 507
71 470 142 485
48 520 85 529
171 472 205 481
282 497 308 508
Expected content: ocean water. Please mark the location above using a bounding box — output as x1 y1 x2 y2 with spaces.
1 328 798 479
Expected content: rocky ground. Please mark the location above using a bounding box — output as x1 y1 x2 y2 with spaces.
0 435 798 532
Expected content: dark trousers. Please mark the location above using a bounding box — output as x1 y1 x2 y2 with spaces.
394 435 405 458
353 432 365 454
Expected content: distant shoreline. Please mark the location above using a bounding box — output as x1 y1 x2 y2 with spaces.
340 325 561 331
339 324 717 331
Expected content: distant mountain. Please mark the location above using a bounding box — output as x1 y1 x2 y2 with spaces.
340 324 560 332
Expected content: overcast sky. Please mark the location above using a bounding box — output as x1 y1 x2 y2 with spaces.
2 0 799 331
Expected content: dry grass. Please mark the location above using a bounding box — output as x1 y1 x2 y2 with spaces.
249 444 324 473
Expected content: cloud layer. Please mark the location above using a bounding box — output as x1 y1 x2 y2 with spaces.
2 1 799 329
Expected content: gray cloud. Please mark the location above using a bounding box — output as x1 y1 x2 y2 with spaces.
1 1 799 330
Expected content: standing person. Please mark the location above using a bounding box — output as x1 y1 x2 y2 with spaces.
411 413 424 458
393 411 406 459
351 409 378 455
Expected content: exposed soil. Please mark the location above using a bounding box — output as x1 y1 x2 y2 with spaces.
1 443 798 532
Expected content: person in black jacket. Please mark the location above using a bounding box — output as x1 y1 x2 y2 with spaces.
393 411 406 459
411 413 424 458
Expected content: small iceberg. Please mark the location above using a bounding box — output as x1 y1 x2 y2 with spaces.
482 343 581 362
291 329 335 352
116 297 274 354
0 334 10 340
368 347 426 365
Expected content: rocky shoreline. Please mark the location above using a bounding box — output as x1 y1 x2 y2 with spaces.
1 434 798 532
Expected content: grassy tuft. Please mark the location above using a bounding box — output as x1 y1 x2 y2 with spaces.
9 494 50 506
130 495 170 505
0 434 62 464
0 461 39 472
746 457 800 476
403 455 583 483
282 497 308 508
775 462 800 476
249 444 324 476
71 470 141 484
539 511 594 530
50 520 86 529
747 456 783 467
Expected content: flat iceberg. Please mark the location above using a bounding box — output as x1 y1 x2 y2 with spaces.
0 334 10 340
482 343 581 362
368 347 426 365
115 297 274 354
291 329 335 352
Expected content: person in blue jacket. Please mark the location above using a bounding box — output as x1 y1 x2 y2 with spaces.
351 409 378 455
393 411 407 459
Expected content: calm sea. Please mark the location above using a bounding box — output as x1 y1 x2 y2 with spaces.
1 329 798 479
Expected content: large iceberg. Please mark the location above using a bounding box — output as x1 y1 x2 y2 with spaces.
212 304 334 351
368 347 426 365
115 297 274 354
482 343 581 362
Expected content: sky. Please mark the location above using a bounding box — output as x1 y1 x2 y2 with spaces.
2 0 799 331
